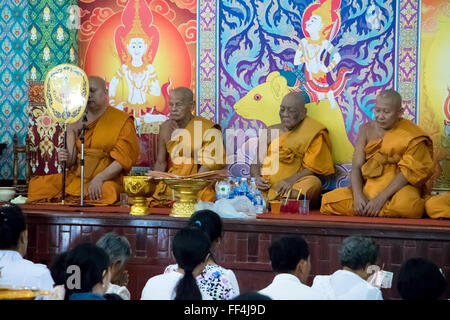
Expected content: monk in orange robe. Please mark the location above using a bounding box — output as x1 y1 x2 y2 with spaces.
149 87 225 207
27 76 140 205
320 89 434 218
250 92 335 208
425 193 450 219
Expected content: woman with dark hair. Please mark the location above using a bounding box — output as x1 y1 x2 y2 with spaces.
312 236 382 300
64 243 111 300
397 257 447 300
163 210 240 299
141 227 212 300
0 204 54 291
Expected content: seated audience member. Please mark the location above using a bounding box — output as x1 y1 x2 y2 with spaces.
141 227 212 300
259 235 324 300
63 243 111 300
321 89 434 218
149 87 226 206
312 236 382 300
0 204 54 291
43 251 69 300
233 291 271 300
96 232 132 300
397 257 447 300
164 210 240 299
250 92 335 208
425 192 450 219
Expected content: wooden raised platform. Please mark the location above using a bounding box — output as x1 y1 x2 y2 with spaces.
20 204 450 300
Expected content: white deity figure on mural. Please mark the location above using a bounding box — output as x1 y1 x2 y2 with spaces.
293 0 347 110
109 0 168 132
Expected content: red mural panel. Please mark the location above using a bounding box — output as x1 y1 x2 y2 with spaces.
78 0 197 168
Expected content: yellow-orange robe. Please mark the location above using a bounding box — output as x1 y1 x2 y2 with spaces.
320 118 434 218
149 116 226 207
27 107 140 205
262 116 335 206
425 192 450 219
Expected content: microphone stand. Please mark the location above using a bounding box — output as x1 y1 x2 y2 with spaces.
71 113 93 207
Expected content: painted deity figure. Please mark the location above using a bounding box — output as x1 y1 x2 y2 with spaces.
109 0 167 130
294 0 346 109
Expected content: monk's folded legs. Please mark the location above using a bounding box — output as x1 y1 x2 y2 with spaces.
320 185 426 218
291 175 322 209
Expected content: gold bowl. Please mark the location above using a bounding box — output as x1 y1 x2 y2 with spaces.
123 176 154 215
161 178 211 218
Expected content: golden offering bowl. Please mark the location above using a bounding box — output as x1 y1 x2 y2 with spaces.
123 176 154 216
0 287 50 300
162 178 212 218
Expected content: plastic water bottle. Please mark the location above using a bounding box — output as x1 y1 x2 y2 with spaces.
215 179 230 200
248 177 257 202
254 190 264 214
227 176 235 199
239 177 249 197
233 177 241 198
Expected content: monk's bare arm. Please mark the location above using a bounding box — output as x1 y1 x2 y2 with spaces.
60 124 78 168
153 122 170 172
351 123 368 209
351 124 370 215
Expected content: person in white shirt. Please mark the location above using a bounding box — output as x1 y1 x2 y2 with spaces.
96 232 132 300
164 210 240 300
141 227 213 300
0 204 54 291
259 235 324 300
312 236 383 300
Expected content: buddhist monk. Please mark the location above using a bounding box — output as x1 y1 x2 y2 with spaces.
320 89 434 218
149 87 225 206
250 92 335 208
27 76 140 205
425 193 450 219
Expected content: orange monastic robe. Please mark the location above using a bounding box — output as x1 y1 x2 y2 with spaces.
149 116 225 207
27 107 140 205
321 118 434 218
425 192 450 219
262 116 335 206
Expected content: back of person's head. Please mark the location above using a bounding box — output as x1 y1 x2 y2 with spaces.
172 227 211 300
233 291 272 300
96 232 131 267
64 243 110 299
0 204 26 250
103 293 123 300
188 210 223 243
339 236 379 271
397 257 447 300
269 235 309 273
50 251 69 286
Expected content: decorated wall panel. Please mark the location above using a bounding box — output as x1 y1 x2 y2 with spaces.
0 0 29 179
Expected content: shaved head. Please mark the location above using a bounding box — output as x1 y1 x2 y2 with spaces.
88 76 107 92
171 87 194 103
282 92 306 111
377 89 402 110
279 92 307 130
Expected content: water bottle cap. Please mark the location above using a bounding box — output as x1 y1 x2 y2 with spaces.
242 177 247 181
251 177 256 181
236 177 241 180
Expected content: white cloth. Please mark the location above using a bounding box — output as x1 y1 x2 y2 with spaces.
0 250 54 291
106 283 131 300
141 271 212 300
259 273 325 300
312 270 383 300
